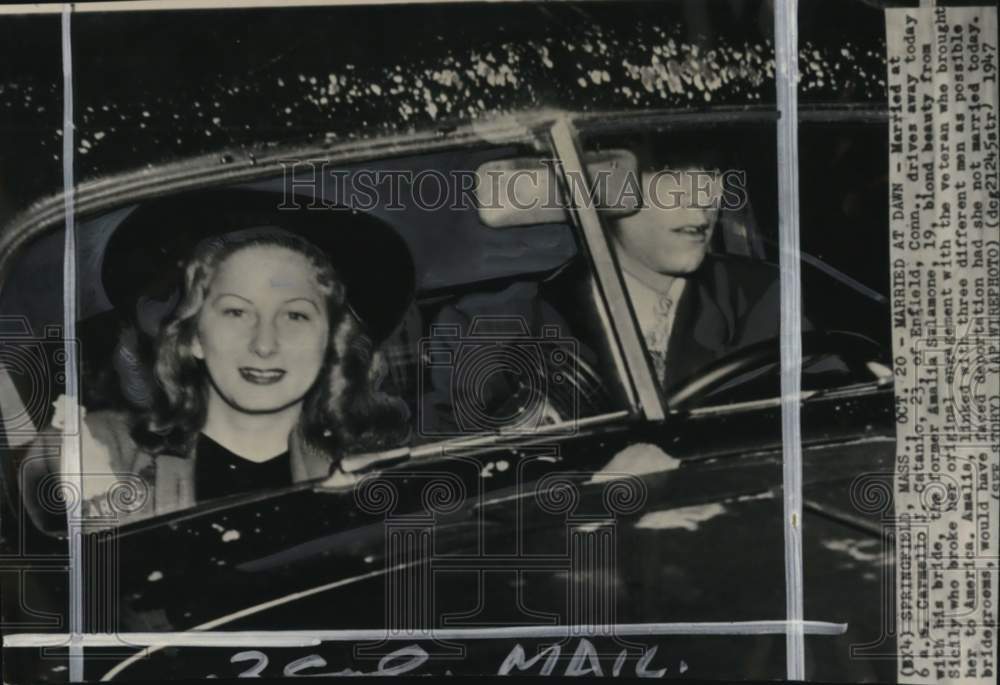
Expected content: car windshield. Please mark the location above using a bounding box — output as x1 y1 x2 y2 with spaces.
0 135 635 527
579 115 892 407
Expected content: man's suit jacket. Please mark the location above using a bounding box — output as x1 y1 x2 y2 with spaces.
418 253 797 431
661 254 794 389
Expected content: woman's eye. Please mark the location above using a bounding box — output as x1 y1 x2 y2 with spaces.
287 311 311 322
222 308 246 318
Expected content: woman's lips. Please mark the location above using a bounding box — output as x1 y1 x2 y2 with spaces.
239 367 286 385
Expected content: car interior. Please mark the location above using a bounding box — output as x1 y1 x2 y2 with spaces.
0 126 894 457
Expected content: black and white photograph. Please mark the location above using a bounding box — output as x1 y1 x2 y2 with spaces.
0 0 996 683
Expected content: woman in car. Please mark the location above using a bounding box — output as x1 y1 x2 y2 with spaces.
21 192 413 530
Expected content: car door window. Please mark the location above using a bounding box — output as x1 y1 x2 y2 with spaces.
580 118 892 410
0 137 634 530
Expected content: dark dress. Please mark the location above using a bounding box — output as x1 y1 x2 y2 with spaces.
195 433 293 502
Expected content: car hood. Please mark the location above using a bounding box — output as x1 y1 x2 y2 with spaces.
97 458 892 681
82 418 895 678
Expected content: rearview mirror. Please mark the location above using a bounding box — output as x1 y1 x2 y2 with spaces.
475 149 640 228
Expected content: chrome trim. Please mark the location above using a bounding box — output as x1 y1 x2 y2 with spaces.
405 409 631 461
683 392 819 418
589 276 639 410
0 117 546 291
316 409 632 487
573 106 780 133
572 104 888 132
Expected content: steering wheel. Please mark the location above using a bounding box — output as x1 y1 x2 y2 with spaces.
663 330 886 410
457 344 615 430
540 347 616 420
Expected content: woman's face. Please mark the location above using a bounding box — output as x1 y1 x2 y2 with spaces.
192 245 331 415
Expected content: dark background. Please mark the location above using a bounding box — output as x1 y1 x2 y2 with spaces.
0 0 896 316
1 1 890 206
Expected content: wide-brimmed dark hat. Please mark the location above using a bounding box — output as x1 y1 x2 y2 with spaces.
101 188 415 343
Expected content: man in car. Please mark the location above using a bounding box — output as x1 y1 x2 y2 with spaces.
606 145 789 393
418 143 794 438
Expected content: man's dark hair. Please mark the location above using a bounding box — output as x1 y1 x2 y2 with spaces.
587 128 729 175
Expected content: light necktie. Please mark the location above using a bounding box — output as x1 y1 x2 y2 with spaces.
645 291 675 381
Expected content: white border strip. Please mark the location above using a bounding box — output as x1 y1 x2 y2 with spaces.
773 0 805 679
59 4 85 683
4 620 849 647
0 0 581 15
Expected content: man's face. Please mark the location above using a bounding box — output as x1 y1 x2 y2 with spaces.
612 168 722 276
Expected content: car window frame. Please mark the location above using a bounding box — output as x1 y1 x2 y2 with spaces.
546 117 666 422
566 107 894 418
0 111 647 535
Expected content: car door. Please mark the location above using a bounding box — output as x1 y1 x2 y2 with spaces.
0 118 650 681
1 111 896 683
565 111 898 682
